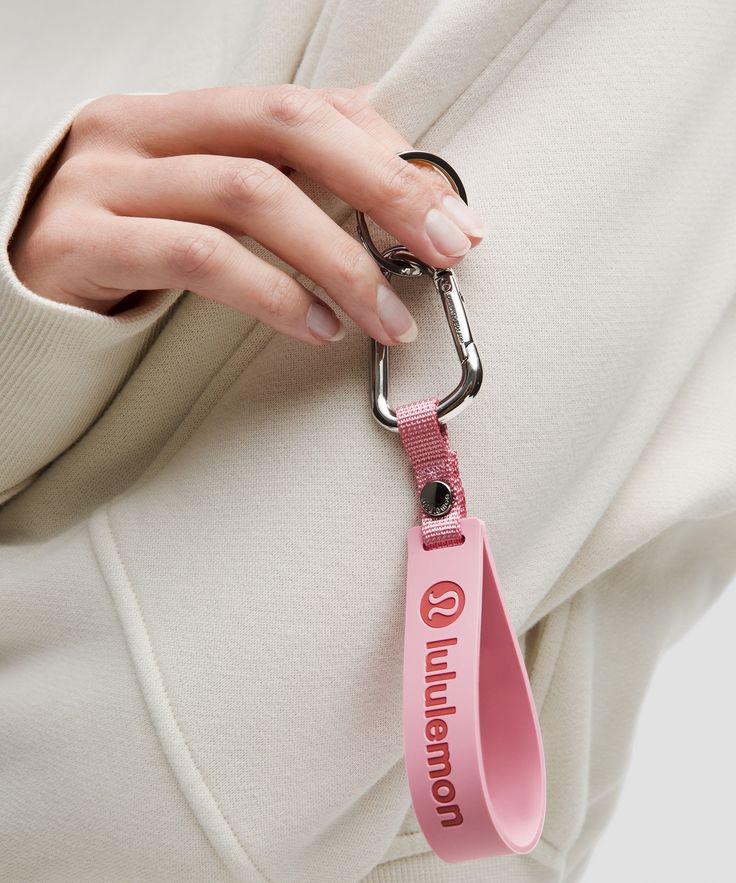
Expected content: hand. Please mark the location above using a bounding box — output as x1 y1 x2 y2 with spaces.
7 85 487 346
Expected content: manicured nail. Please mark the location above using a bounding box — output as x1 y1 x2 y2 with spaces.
424 207 471 257
441 193 488 240
377 283 418 343
306 301 345 341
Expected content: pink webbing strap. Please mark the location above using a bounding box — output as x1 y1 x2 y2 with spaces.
395 396 546 863
395 397 466 549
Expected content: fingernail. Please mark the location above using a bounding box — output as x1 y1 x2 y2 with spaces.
424 207 471 257
441 193 488 240
306 301 345 341
377 284 418 343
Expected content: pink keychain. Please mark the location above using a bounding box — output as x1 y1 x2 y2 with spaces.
357 152 546 863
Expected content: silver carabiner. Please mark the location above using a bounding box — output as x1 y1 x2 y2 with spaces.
369 245 483 431
357 151 483 432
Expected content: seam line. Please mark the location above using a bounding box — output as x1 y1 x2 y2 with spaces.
87 506 273 883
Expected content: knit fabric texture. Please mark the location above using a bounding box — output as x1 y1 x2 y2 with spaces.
1 1 735 881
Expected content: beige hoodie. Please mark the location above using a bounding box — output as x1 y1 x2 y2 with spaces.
1 1 735 881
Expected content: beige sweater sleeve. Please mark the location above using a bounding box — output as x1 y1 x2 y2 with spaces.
0 95 183 504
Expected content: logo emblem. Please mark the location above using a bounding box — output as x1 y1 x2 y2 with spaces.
420 581 465 628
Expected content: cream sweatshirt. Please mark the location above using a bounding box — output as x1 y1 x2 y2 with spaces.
1 1 735 881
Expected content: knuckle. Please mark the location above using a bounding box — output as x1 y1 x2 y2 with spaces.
267 84 326 128
72 93 131 139
422 166 458 199
376 155 421 207
36 214 81 261
217 160 280 210
167 228 223 280
71 93 150 154
331 238 367 288
52 151 91 179
51 152 105 189
323 87 369 120
262 272 299 321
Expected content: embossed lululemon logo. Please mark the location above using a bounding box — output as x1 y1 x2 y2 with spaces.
420 581 465 628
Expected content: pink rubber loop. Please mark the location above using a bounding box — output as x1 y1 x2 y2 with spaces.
397 399 546 863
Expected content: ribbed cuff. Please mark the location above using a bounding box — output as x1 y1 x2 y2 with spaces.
0 92 182 349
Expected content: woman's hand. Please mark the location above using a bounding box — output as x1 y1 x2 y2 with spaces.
7 85 486 346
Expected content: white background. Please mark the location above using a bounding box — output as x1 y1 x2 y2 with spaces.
584 580 736 881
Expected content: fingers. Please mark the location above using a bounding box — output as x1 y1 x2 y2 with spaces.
246 86 488 265
77 87 487 271
65 211 348 345
317 86 475 215
92 152 418 345
316 86 411 154
316 86 485 244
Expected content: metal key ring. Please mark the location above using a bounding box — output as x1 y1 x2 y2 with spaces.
356 150 468 277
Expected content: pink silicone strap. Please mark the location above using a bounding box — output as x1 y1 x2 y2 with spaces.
396 398 546 863
396 397 467 549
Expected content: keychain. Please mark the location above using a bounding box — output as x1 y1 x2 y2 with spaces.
356 152 546 863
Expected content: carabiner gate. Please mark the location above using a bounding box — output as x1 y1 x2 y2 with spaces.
370 245 483 432
358 151 483 432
